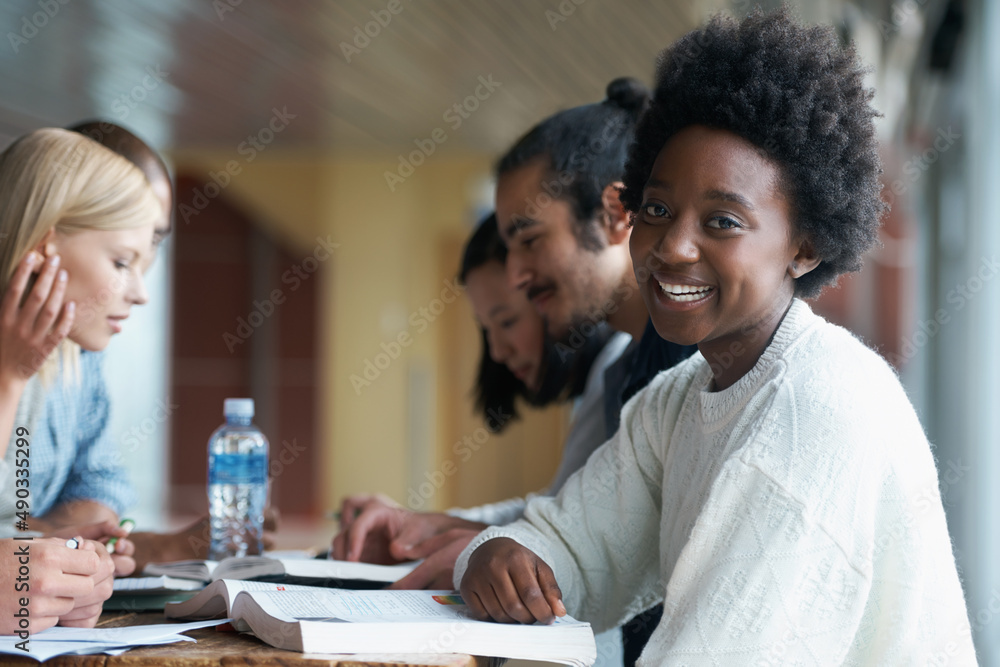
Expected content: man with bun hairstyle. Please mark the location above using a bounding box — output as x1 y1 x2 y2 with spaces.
493 76 696 661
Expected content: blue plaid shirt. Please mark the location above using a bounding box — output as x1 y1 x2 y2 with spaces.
26 350 136 517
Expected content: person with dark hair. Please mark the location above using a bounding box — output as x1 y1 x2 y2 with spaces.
496 76 697 663
461 214 615 431
333 213 630 665
497 77 653 342
67 120 173 249
458 9 974 663
494 74 696 449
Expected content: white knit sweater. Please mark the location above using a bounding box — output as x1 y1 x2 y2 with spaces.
455 300 975 665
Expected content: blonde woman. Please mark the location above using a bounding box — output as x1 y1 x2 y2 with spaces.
0 128 160 631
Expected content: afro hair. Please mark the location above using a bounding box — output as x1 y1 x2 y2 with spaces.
620 8 886 298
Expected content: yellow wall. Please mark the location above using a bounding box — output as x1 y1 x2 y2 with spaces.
169 149 569 514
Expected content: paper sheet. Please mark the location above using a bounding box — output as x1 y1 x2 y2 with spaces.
0 619 228 662
114 575 205 592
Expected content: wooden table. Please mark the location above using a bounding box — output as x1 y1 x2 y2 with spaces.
2 612 489 666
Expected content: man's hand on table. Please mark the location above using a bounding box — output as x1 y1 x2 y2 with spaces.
331 494 488 589
126 507 281 573
388 528 483 590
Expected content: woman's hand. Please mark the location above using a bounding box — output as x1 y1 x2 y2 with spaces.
460 537 566 624
56 538 116 628
0 252 75 385
0 537 113 635
51 520 136 577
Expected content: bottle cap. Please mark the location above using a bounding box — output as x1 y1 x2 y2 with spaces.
223 398 255 419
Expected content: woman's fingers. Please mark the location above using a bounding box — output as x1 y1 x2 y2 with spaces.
0 252 39 324
22 255 61 326
32 267 68 340
0 253 76 382
29 592 76 620
57 605 103 627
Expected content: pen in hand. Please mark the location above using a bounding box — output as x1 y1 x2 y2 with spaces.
107 518 135 555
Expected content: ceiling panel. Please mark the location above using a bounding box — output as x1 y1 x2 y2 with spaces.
0 0 717 153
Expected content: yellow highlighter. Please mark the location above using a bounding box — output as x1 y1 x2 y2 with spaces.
107 518 135 555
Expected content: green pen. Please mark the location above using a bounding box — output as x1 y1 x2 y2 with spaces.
107 518 135 555
325 508 361 522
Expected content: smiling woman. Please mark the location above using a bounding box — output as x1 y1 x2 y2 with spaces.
457 9 975 664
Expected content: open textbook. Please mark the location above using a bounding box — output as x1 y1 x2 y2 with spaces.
144 555 418 588
166 586 596 666
165 579 324 622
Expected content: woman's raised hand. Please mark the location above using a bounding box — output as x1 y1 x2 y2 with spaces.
0 252 75 385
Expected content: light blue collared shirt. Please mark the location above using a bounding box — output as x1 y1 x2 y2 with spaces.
2 350 135 534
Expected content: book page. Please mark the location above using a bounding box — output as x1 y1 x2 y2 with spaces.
113 576 205 592
246 589 471 623
211 556 280 580
164 579 325 619
281 558 419 582
143 559 219 580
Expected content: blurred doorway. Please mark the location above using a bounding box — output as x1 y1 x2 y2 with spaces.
168 174 321 519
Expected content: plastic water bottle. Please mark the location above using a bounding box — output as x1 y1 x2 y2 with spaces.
208 398 269 560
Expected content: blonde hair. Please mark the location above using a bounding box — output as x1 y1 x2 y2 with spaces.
0 128 162 385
